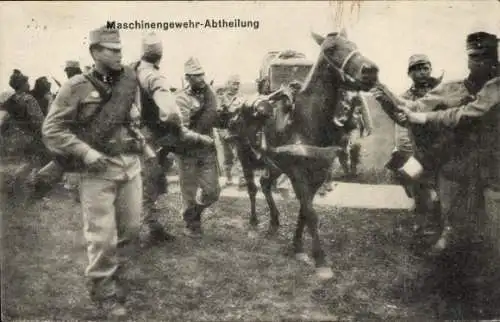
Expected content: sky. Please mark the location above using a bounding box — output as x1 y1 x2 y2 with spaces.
0 1 499 94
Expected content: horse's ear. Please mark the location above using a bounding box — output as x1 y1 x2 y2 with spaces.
339 28 348 38
311 32 325 46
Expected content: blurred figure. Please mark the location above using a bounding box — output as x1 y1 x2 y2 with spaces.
217 74 245 186
30 76 53 116
64 60 82 79
393 54 443 234
175 57 220 238
62 60 84 202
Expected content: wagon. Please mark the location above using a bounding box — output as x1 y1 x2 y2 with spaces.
256 50 314 94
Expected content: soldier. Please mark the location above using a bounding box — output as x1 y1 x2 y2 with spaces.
64 60 83 79
176 57 220 238
380 32 499 252
338 91 373 177
134 32 206 245
30 76 53 116
394 54 443 234
217 74 245 186
399 32 499 258
42 26 158 318
1 70 51 201
62 60 84 201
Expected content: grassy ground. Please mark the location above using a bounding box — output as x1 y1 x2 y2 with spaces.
3 94 498 321
3 184 500 321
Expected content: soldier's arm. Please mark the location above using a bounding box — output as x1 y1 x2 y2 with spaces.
137 67 181 126
175 94 211 143
42 80 102 163
404 86 448 112
358 94 374 133
405 83 469 112
425 77 500 127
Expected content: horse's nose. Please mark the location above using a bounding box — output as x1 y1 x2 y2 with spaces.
360 64 379 88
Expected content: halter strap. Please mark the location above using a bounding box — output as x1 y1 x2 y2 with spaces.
340 49 359 73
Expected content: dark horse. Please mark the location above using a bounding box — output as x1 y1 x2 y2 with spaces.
226 30 379 279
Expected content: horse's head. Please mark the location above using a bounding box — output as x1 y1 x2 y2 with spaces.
312 29 379 91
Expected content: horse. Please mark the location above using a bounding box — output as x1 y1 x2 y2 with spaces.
225 29 379 279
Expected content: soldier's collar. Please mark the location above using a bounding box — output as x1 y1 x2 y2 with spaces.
92 67 123 84
410 82 433 92
188 86 205 95
140 60 160 70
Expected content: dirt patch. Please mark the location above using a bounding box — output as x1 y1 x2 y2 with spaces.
3 188 500 321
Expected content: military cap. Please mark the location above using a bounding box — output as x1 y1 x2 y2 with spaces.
142 31 163 56
184 57 204 75
408 54 431 72
466 31 499 54
89 26 121 49
64 60 81 70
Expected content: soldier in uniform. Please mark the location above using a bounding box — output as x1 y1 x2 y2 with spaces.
394 54 443 234
42 26 160 318
217 74 245 187
319 90 373 195
30 76 53 116
337 91 373 177
62 60 84 201
383 32 499 252
134 32 208 245
1 70 50 202
64 60 83 79
175 57 220 238
399 32 499 258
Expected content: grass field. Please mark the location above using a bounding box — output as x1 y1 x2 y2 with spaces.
3 94 500 321
3 184 500 321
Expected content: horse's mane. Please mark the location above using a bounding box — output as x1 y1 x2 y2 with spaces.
300 52 326 94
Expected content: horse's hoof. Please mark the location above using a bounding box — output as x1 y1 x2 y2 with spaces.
249 218 259 227
295 253 313 265
429 239 447 255
428 226 453 256
316 267 334 280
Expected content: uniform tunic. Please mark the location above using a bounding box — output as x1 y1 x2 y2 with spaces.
407 78 488 239
175 85 220 227
42 68 142 301
416 74 500 250
217 91 245 172
135 60 181 217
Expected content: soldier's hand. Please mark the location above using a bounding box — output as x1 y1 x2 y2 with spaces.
395 112 408 124
198 134 215 147
86 156 108 172
370 87 386 101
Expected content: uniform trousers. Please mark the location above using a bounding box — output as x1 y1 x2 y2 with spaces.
79 172 142 301
177 150 220 228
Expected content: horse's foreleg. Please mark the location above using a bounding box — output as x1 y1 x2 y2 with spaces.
293 205 307 258
260 169 282 236
242 166 258 227
290 168 332 279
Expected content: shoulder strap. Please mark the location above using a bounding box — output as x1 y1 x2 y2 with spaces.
79 67 138 148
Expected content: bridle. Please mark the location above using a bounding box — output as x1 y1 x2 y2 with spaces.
322 47 363 88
